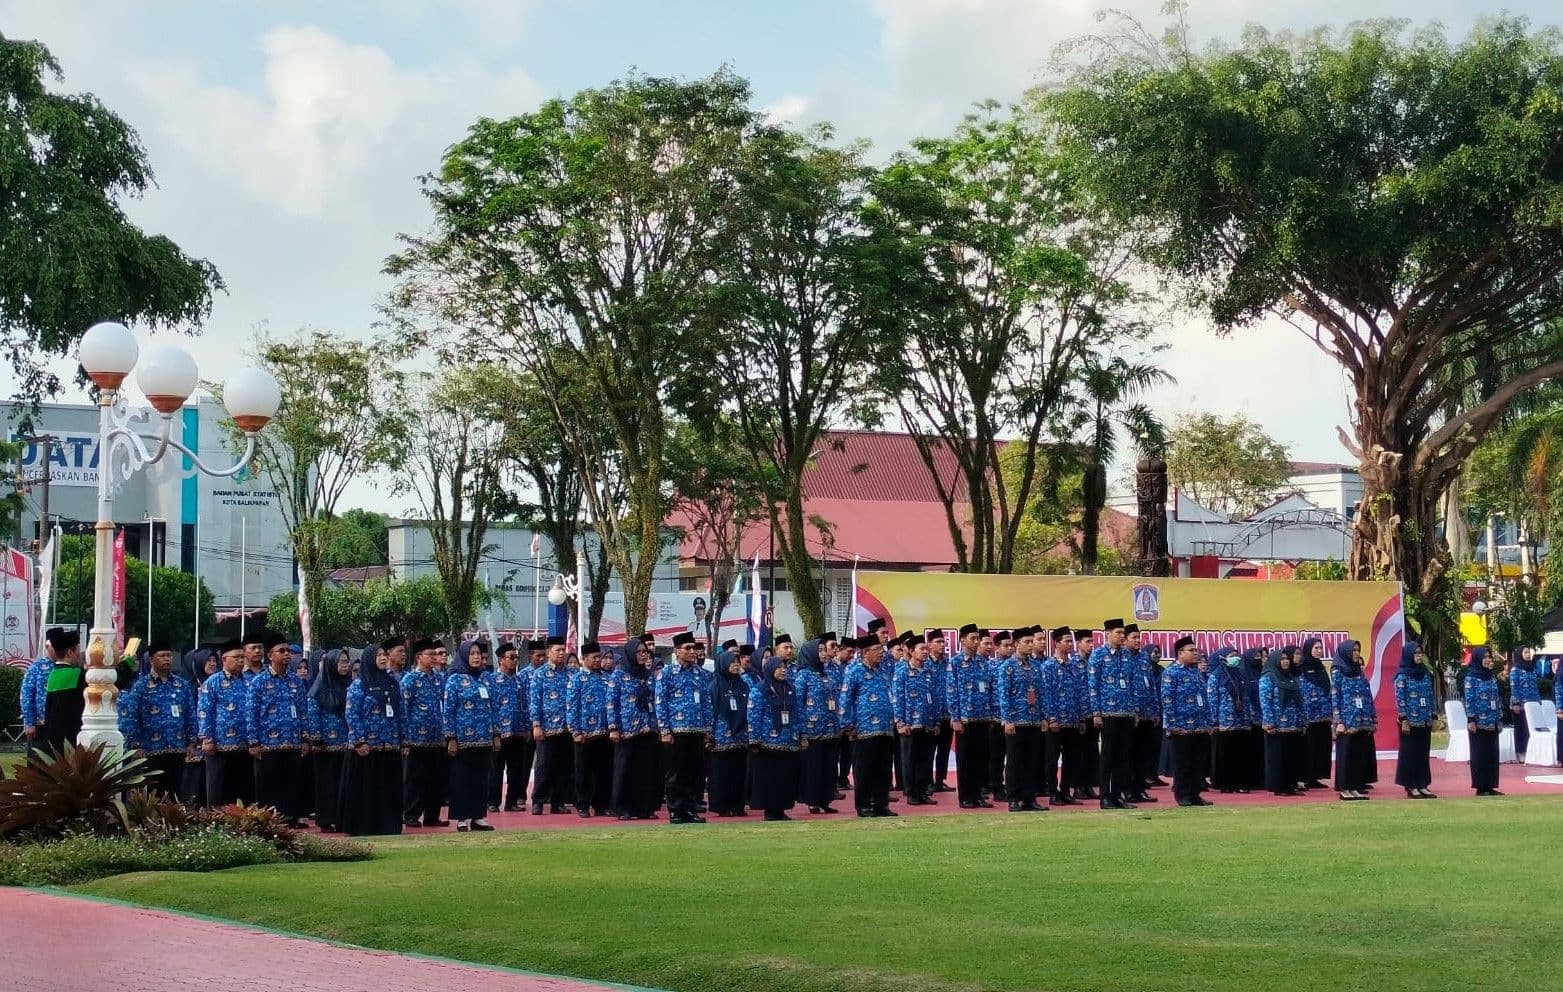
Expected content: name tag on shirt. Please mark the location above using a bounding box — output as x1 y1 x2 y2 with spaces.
1354 696 1364 708
729 697 738 712
478 687 489 699
978 682 988 693
781 711 790 726
1119 679 1128 689
694 692 702 705
385 704 395 718
290 705 298 719
171 705 181 717
1196 694 1205 706
826 699 836 711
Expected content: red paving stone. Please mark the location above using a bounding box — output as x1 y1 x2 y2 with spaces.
392 755 1563 834
1 888 644 992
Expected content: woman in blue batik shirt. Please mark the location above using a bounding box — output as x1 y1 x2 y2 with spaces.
1208 648 1249 793
1393 642 1437 799
341 643 407 836
1296 639 1335 790
708 647 749 818
307 649 353 831
1258 647 1304 796
1332 640 1376 801
1464 648 1504 796
1508 647 1540 761
444 640 499 831
747 656 801 821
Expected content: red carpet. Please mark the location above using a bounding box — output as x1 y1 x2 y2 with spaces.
392 755 1563 835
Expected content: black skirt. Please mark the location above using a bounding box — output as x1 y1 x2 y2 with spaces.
798 737 839 808
1304 722 1333 781
1394 725 1432 789
1334 731 1374 791
312 749 346 831
749 747 800 812
449 746 493 821
709 747 748 815
1470 728 1500 792
340 748 404 836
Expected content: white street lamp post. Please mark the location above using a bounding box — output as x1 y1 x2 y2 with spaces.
76 322 280 750
546 554 589 648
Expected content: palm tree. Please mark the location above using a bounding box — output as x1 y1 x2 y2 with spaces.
1069 354 1170 574
1500 390 1563 593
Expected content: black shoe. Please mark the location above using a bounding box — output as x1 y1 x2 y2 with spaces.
1021 803 1045 812
550 805 572 815
1080 789 1099 800
1100 798 1126 810
1051 794 1079 807
834 790 848 800
1193 797 1214 806
688 815 707 823
577 810 592 819
1305 779 1327 790
502 804 521 813
975 799 995 809
472 821 495 831
530 806 544 816
1421 790 1438 799
1129 793 1157 803
1008 802 1024 812
488 803 500 812
873 808 898 817
933 782 953 793
1151 777 1169 787
456 823 470 832
959 800 978 809
1176 798 1195 807
404 819 422 828
763 811 791 821
425 819 450 828
857 809 874 818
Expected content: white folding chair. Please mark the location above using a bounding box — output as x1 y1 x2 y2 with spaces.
1525 701 1557 766
1500 726 1517 763
1444 700 1470 762
1544 701 1559 734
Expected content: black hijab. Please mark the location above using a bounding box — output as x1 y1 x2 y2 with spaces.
711 649 747 733
796 638 823 676
1210 647 1243 710
1466 647 1496 683
620 644 653 709
1299 638 1330 691
761 656 794 716
1263 648 1302 709
182 648 213 686
1333 640 1363 679
1397 641 1429 680
357 641 402 708
309 648 350 714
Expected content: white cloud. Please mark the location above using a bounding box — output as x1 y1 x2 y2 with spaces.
763 93 811 124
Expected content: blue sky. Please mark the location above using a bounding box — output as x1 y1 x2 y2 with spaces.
2 1 1554 513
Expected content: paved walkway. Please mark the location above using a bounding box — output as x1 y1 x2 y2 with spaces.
397 755 1563 834
1 889 651 992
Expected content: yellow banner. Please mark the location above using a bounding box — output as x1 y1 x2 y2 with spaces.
853 571 1406 743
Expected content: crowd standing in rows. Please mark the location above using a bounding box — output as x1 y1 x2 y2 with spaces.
17 619 1532 834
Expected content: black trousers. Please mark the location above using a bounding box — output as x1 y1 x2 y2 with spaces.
664 732 707 818
1395 725 1432 789
1211 729 1247 790
182 758 207 807
891 730 905 791
340 748 403 837
489 736 529 809
205 749 253 807
1097 715 1136 800
898 729 934 801
955 721 992 803
987 723 1007 795
1513 707 1531 758
1304 722 1333 782
312 749 345 830
799 737 839 809
254 748 301 818
709 747 748 814
1081 724 1101 788
837 734 854 787
1170 732 1209 802
1262 731 1304 793
853 734 893 812
1044 727 1078 799
142 752 185 800
532 733 574 810
574 736 613 813
1132 720 1162 784
1470 728 1501 792
403 745 448 824
449 746 493 822
934 719 953 784
1004 726 1041 804
612 733 659 817
1334 731 1374 791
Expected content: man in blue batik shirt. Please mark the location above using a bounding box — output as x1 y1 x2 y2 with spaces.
1088 617 1139 810
119 641 197 799
247 633 310 825
656 631 712 824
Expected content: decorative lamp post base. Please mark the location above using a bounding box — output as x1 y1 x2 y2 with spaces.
77 632 124 752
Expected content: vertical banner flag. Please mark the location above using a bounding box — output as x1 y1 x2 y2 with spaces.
297 577 314 654
483 570 499 648
35 530 57 636
1 547 37 668
852 571 1405 749
111 530 127 657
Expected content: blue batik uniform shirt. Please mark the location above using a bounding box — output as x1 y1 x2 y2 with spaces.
443 672 497 747
946 651 996 722
119 671 197 754
842 660 895 737
245 669 307 750
198 670 249 750
566 667 611 738
1161 664 1214 734
655 662 713 734
1087 643 1138 717
400 669 445 744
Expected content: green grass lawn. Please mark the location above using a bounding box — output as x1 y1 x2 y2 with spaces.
79 799 1557 992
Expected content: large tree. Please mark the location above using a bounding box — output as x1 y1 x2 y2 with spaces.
866 102 1149 574
1 34 222 401
1165 412 1292 519
387 71 759 632
719 127 878 633
225 330 409 640
1052 18 1563 650
395 364 511 639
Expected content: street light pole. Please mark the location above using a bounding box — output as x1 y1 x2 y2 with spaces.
75 322 280 750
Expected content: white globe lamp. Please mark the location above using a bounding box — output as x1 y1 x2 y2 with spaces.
78 321 139 391
223 366 282 433
136 345 199 414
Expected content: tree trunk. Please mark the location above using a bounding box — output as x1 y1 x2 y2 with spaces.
777 491 824 637
1441 474 1472 565
1081 462 1106 575
620 479 662 636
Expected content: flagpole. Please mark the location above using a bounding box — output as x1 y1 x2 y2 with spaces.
531 542 541 639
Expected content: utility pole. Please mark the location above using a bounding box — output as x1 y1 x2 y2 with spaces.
13 435 52 549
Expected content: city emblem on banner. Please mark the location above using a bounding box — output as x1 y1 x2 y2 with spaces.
1131 583 1160 622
